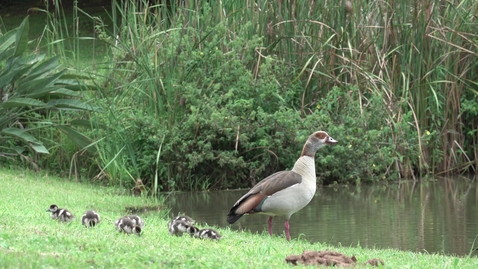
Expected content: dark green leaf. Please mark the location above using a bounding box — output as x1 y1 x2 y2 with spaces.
48 99 98 111
30 142 49 154
12 146 26 154
24 86 80 99
57 125 96 153
49 87 81 97
60 74 93 80
2 127 42 144
22 86 56 99
1 97 47 108
0 30 16 55
10 58 39 84
28 55 61 78
13 17 30 57
61 83 98 91
16 69 66 95
0 66 20 89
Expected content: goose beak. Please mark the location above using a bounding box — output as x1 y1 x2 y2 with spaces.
326 136 338 144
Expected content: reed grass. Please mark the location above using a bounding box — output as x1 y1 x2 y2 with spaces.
94 0 476 182
3 0 476 188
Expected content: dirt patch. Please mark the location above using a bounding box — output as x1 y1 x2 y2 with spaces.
285 250 384 267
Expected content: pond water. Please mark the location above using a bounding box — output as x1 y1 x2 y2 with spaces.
165 177 478 256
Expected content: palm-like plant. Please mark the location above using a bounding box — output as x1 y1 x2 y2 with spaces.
0 17 97 165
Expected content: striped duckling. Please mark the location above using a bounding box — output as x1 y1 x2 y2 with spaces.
81 210 100 227
46 204 74 222
127 215 145 228
114 215 145 228
193 228 222 240
168 215 197 236
115 217 142 236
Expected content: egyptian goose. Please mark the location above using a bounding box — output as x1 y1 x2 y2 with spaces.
193 228 222 240
114 215 145 228
46 204 74 222
171 215 195 225
168 215 197 236
168 220 199 236
226 131 337 241
81 210 100 227
115 217 142 236
126 215 145 228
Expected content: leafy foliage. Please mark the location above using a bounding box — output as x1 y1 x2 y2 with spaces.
5 0 478 190
0 17 96 167
84 0 478 191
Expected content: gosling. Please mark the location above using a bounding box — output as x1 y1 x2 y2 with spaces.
81 210 101 227
171 215 195 225
114 215 145 228
46 204 74 222
194 228 222 240
127 215 145 228
115 217 142 236
168 215 196 236
168 220 199 236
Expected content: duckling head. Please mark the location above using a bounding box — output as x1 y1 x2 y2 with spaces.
134 226 142 237
187 225 199 236
46 204 58 212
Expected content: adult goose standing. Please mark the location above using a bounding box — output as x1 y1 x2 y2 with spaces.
226 131 337 241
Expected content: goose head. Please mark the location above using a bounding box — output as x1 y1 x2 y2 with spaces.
302 131 338 156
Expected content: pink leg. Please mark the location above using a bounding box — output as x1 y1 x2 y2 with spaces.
284 220 290 241
267 216 273 236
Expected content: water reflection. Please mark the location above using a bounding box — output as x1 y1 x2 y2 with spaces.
165 177 478 256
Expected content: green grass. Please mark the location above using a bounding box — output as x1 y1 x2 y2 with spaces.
1 168 478 268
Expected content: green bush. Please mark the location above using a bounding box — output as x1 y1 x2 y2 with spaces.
86 1 425 190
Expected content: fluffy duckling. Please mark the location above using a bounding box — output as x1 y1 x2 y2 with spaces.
194 228 222 240
168 215 196 230
172 215 195 225
81 210 100 227
127 215 145 228
46 204 74 222
115 217 142 236
168 220 199 236
168 215 196 236
114 215 145 228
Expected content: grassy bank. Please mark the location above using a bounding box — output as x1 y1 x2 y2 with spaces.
1 168 477 268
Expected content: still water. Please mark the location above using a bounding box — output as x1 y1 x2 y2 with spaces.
166 177 478 256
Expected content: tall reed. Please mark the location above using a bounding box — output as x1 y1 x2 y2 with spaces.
37 0 478 190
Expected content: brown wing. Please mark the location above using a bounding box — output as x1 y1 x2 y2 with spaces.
227 171 302 224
